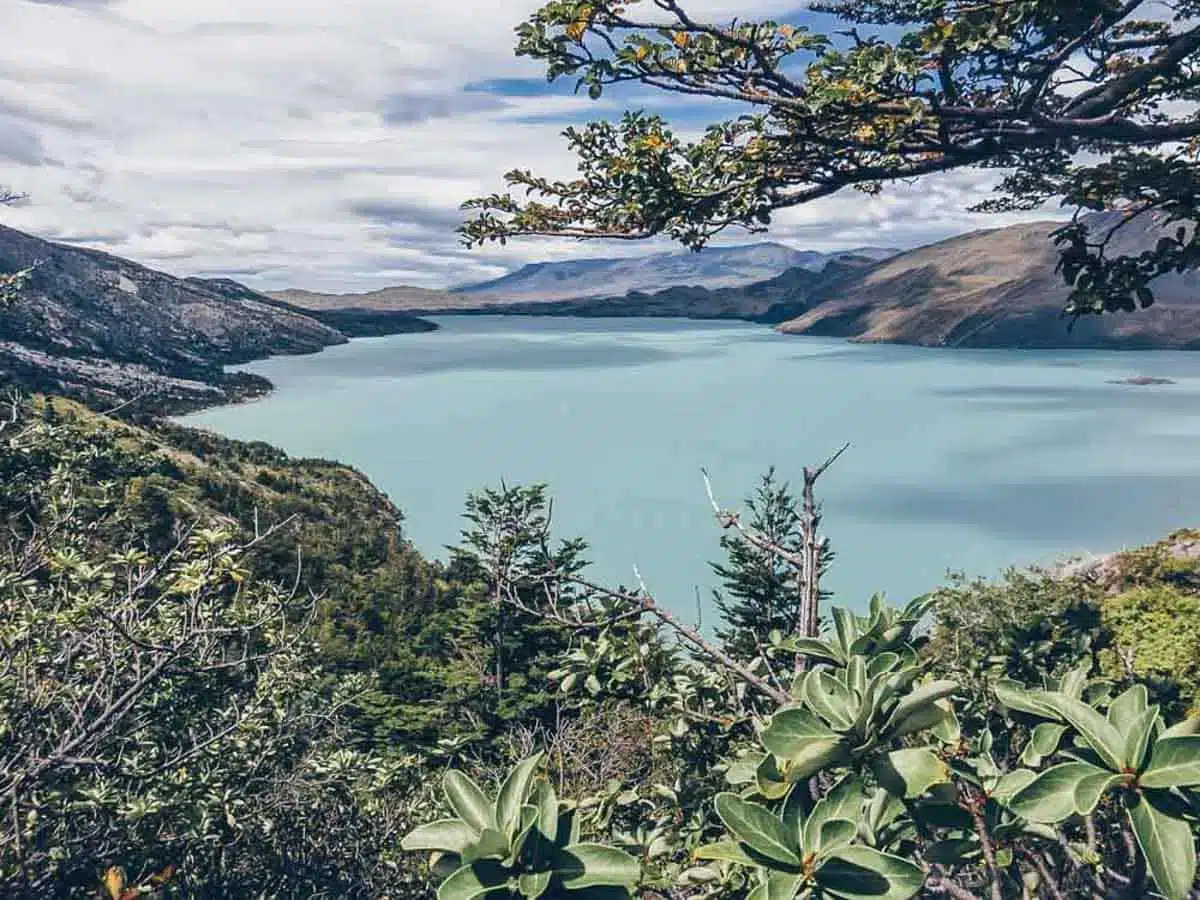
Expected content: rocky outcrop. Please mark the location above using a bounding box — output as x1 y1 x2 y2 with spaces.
0 225 434 412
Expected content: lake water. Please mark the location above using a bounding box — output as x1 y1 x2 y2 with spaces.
180 316 1200 622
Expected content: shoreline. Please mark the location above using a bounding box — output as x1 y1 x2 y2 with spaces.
167 310 1188 421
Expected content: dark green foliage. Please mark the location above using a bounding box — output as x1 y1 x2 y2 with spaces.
1099 585 1200 709
711 468 825 660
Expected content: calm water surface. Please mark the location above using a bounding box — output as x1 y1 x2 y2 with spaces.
180 316 1200 620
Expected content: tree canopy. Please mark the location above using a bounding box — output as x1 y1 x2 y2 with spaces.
461 0 1200 316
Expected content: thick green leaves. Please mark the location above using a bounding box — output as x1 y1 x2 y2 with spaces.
1036 693 1126 771
444 771 494 833
1021 723 1067 767
763 871 805 900
805 670 858 731
714 793 801 866
874 748 949 800
816 846 924 900
1128 792 1198 900
1141 736 1200 788
816 819 858 855
761 707 840 759
401 819 479 854
518 871 552 899
1108 684 1149 725
1073 770 1122 817
555 843 641 889
1005 762 1112 823
463 828 510 863
1123 707 1160 774
993 680 1058 719
803 776 865 850
885 681 957 735
756 754 792 800
693 840 758 866
437 860 508 900
532 780 560 843
496 753 543 835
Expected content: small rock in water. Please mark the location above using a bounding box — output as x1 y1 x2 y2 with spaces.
1106 375 1175 386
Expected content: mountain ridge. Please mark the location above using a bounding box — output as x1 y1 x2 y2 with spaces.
452 241 899 301
0 224 436 413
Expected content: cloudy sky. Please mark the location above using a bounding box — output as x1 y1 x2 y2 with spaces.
0 0 1061 292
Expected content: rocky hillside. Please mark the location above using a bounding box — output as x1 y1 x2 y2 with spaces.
268 284 467 312
777 214 1200 348
0 225 434 412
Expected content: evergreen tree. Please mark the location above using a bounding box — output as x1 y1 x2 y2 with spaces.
711 469 805 659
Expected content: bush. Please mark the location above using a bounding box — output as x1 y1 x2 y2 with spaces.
1100 585 1200 709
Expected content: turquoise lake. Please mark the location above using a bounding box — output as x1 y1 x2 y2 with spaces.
180 316 1200 621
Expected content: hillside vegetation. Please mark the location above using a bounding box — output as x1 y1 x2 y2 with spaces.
3 393 1200 897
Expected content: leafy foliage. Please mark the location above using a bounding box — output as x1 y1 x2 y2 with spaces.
1099 585 1200 709
406 476 1200 900
461 0 1200 316
402 752 641 900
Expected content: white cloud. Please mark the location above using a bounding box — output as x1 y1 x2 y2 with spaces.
0 0 1059 291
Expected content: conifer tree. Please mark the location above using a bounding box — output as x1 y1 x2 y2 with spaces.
711 468 833 659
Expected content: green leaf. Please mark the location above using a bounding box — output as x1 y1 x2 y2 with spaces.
993 680 1058 719
1141 735 1200 788
832 608 857 655
463 828 511 863
1123 707 1160 772
444 771 494 832
693 840 758 866
884 681 957 735
1108 684 1149 726
756 753 792 800
1037 693 1126 771
761 707 840 760
402 820 478 854
779 738 847 783
714 793 801 866
791 638 845 666
990 769 1037 803
1128 792 1197 900
816 846 924 899
1161 716 1200 739
436 860 508 900
496 754 544 835
1073 770 1121 817
507 805 540 866
802 776 864 851
726 752 766 786
519 871 552 899
1006 762 1110 824
816 818 858 855
805 670 858 731
532 780 559 842
763 870 804 900
1021 723 1067 766
873 748 949 799
555 844 641 889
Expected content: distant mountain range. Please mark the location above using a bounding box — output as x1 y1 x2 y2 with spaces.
337 215 1200 350
0 225 434 413
452 242 899 301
